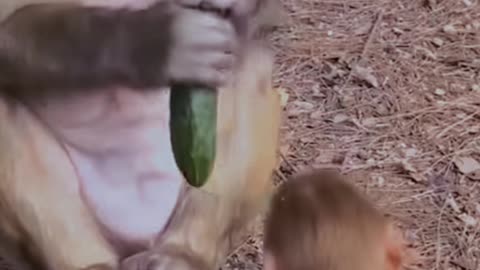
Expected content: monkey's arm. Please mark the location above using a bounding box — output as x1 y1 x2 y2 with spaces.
0 3 173 97
0 98 118 270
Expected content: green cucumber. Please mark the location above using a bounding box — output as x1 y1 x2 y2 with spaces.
169 83 217 188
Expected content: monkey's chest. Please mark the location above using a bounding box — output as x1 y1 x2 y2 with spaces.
30 89 185 248
69 142 183 249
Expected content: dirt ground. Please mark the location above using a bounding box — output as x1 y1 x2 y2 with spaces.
222 0 480 270
0 1 478 270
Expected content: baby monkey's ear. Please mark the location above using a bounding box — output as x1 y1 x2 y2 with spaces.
384 222 421 270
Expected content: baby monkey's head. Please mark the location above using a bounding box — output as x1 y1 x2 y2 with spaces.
263 169 411 270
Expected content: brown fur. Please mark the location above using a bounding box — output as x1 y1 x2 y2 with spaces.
0 0 79 21
0 95 118 269
0 1 285 269
0 42 281 270
264 169 411 270
0 2 174 98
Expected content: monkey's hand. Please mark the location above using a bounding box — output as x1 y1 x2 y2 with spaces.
165 4 238 88
119 248 208 270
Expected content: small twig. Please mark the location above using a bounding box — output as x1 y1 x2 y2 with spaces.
434 111 479 140
435 200 448 270
338 9 384 93
280 152 297 173
274 169 289 183
450 260 473 270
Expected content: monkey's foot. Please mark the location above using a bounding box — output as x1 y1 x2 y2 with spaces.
120 248 208 270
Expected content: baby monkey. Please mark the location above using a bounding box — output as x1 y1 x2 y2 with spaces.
263 169 412 270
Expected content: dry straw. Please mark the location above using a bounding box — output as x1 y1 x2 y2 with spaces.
226 0 480 269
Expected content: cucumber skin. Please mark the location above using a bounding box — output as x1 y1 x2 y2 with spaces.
169 84 217 188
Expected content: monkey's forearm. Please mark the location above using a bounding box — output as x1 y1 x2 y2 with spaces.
0 3 173 97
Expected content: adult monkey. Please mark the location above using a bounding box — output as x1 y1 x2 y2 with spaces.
0 1 284 270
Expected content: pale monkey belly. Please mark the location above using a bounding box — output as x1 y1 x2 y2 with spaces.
30 89 184 247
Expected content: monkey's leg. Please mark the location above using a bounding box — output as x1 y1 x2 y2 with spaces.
120 44 281 270
0 97 118 270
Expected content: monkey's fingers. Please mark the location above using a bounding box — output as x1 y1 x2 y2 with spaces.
176 0 259 17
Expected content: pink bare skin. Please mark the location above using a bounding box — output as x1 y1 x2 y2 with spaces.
27 88 184 251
